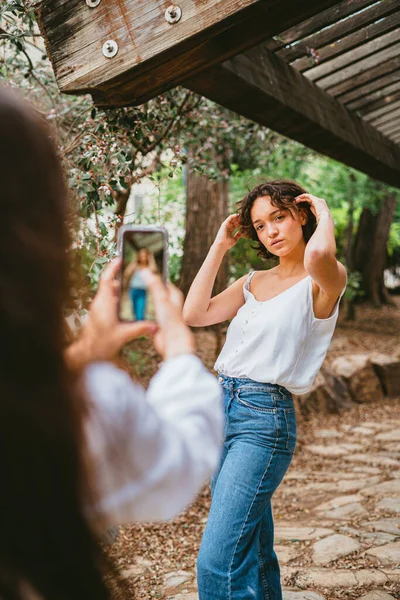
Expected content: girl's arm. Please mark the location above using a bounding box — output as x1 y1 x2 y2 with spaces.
183 215 246 327
295 194 347 298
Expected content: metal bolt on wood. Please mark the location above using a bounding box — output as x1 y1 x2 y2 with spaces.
165 5 182 24
86 0 101 7
102 40 118 58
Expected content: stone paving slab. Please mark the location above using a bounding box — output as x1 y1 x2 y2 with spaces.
363 518 400 535
353 466 382 475
336 476 381 492
375 429 400 442
306 443 364 457
365 541 400 565
322 502 368 520
314 429 343 439
376 497 400 513
352 426 375 436
338 525 396 544
164 570 193 590
274 527 334 541
283 593 326 600
357 592 396 600
360 480 400 497
312 534 360 565
315 494 363 512
343 454 399 467
275 545 300 564
281 567 400 588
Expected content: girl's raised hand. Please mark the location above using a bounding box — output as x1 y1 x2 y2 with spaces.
214 214 243 249
294 194 331 223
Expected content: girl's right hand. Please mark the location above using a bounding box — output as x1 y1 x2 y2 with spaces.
214 214 243 249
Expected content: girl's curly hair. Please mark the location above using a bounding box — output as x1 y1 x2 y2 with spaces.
237 180 317 260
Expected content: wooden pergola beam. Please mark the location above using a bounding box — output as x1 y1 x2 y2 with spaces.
185 43 400 188
37 0 344 107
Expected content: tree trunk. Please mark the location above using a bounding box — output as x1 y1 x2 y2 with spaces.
343 173 356 320
352 193 397 306
179 167 230 357
179 167 230 297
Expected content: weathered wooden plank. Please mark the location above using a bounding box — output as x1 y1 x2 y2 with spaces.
338 70 400 103
313 40 400 89
290 12 400 74
348 81 400 111
185 43 400 188
37 0 344 106
277 0 399 65
327 57 400 97
266 0 375 54
363 98 400 121
376 114 400 129
375 119 400 136
305 28 400 83
370 107 400 128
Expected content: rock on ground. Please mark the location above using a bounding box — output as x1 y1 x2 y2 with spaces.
283 593 326 600
357 591 396 600
365 541 400 565
312 534 360 565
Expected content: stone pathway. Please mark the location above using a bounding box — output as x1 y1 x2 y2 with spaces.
120 416 400 599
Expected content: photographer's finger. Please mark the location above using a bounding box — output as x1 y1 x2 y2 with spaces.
118 320 158 345
99 257 122 287
166 283 184 310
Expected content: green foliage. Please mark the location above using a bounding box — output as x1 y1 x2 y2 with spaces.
2 0 399 301
343 270 363 302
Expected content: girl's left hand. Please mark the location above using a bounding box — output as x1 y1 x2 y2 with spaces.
294 193 331 223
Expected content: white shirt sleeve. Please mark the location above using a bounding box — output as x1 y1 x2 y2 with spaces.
84 354 223 524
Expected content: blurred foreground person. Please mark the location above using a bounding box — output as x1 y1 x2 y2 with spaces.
0 86 222 600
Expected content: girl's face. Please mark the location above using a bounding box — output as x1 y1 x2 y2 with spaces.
250 196 307 257
138 249 148 263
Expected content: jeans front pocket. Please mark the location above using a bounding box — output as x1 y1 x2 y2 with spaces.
236 387 277 414
283 408 297 453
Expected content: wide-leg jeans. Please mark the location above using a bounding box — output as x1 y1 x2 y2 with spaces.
197 375 297 600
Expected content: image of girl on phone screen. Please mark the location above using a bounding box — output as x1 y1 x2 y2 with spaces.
123 247 158 320
183 180 347 600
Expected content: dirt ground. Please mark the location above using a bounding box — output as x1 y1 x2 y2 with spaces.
108 297 400 599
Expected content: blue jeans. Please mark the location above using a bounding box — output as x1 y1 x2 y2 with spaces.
197 375 296 600
130 288 147 321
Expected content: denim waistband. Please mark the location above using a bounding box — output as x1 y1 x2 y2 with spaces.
217 374 292 400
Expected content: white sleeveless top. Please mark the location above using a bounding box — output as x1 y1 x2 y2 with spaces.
214 271 346 395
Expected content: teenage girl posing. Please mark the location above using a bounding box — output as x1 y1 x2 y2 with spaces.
183 180 347 600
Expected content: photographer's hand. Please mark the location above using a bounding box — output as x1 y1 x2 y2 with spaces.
65 258 157 370
141 271 196 360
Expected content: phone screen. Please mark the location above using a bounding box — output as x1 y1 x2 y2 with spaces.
119 229 166 322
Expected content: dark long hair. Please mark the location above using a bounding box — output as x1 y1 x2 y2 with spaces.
237 180 317 260
0 87 113 599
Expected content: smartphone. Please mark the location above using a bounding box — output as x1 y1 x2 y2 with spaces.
117 225 168 322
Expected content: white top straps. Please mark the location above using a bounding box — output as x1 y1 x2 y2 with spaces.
214 271 346 394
